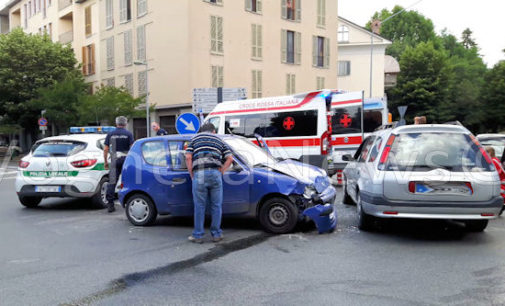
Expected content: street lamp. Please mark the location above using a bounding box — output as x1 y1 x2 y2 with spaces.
369 0 423 98
134 60 150 137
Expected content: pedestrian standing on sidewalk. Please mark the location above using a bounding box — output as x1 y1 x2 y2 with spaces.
151 122 168 136
103 116 134 213
185 123 233 243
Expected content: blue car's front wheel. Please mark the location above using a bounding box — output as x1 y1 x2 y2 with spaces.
259 197 298 234
125 194 157 226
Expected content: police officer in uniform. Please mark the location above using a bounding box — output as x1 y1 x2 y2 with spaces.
151 122 168 136
103 116 134 212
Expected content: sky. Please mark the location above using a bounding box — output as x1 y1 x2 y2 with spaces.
1 0 503 67
339 0 505 67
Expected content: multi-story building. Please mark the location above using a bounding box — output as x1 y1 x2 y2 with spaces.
337 16 394 99
2 0 339 138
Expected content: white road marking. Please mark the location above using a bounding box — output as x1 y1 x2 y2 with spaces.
8 258 41 264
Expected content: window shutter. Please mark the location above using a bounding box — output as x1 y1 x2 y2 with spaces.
324 37 330 68
124 30 132 65
252 70 257 98
82 46 88 75
105 0 113 28
291 74 295 94
137 25 146 61
210 16 216 52
119 0 126 22
251 24 256 58
296 0 301 21
218 66 223 87
211 66 217 87
217 17 223 53
245 0 251 11
257 24 262 58
286 74 290 94
257 0 262 13
295 31 301 64
312 36 317 66
107 37 114 70
281 30 287 63
90 44 96 74
217 0 222 4
137 0 147 16
281 0 286 19
257 71 262 97
321 0 325 25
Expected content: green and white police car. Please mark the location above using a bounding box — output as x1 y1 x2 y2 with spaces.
15 127 115 208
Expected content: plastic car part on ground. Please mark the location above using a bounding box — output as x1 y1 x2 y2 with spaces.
302 204 337 234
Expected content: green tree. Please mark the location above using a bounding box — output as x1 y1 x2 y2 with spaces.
461 28 477 49
481 61 505 132
368 6 437 59
29 75 88 134
389 42 450 122
0 28 80 134
79 85 144 126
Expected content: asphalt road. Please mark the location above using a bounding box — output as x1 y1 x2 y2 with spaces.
1 166 505 305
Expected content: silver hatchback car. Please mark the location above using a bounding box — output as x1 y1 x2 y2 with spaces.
342 124 502 232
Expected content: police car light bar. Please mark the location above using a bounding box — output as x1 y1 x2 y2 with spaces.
69 126 116 134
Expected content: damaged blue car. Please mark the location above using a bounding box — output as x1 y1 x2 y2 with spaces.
119 134 336 234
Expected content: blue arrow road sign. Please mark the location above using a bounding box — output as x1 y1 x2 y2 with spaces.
176 113 200 135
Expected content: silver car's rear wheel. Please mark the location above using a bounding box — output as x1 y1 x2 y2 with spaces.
125 194 157 226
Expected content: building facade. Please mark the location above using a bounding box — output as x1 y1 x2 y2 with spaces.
337 17 392 99
2 0 339 138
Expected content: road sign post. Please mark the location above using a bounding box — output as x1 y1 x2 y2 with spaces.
176 113 201 135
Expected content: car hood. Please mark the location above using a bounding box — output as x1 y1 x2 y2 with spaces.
266 160 329 191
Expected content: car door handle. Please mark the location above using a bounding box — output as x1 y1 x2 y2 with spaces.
171 178 187 184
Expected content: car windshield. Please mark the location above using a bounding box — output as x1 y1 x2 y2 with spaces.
32 141 87 157
386 132 492 172
478 138 505 160
224 137 277 167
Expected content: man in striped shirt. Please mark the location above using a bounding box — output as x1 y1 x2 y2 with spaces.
185 123 233 243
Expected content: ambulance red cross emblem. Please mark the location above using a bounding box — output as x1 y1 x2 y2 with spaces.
339 113 352 128
283 116 295 131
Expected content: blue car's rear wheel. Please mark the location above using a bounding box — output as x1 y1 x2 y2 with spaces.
259 197 298 234
125 194 157 226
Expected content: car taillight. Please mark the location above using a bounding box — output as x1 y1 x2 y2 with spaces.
19 161 30 168
321 131 330 155
408 181 416 193
71 159 97 168
378 134 396 169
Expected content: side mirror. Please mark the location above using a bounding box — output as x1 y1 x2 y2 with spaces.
342 154 354 162
232 163 243 172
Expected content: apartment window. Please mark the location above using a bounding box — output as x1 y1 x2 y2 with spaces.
281 30 301 64
85 6 92 36
204 0 222 4
137 0 147 17
210 16 223 54
82 44 96 76
106 36 114 70
316 77 325 90
105 0 113 29
251 24 262 59
338 25 349 43
124 30 132 66
120 0 132 23
252 70 262 98
338 61 351 76
281 0 300 21
124 73 133 95
286 73 295 95
104 77 115 87
317 0 325 26
138 70 147 96
211 65 224 88
312 36 329 68
136 25 146 61
245 0 261 13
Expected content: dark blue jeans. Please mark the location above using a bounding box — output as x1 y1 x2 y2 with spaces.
106 156 125 205
192 169 223 239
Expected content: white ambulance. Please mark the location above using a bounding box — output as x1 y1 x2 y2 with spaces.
205 90 363 171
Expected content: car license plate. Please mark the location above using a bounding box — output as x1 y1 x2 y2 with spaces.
35 186 61 193
415 183 472 195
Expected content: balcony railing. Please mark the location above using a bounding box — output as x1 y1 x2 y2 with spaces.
59 0 72 11
59 30 73 44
